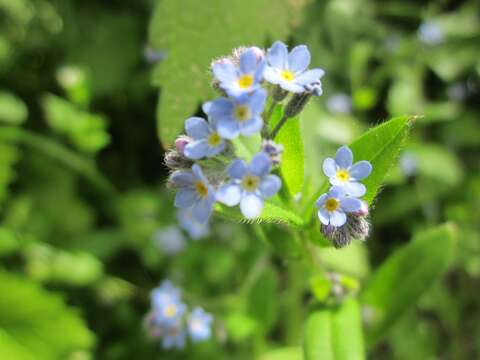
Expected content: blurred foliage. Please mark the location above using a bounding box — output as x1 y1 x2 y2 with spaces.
0 0 478 359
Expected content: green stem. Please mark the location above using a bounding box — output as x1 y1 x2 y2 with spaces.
270 114 290 139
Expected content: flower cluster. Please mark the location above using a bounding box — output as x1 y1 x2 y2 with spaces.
145 281 213 350
165 41 325 224
316 146 372 248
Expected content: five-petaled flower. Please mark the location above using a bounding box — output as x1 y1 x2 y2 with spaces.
316 186 363 227
217 152 281 219
188 307 213 342
183 117 225 160
322 145 372 197
161 320 186 349
171 164 216 223
212 47 265 97
177 208 210 240
203 89 266 140
264 41 325 93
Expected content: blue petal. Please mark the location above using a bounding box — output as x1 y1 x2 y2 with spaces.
239 48 257 74
254 59 266 82
228 159 247 179
239 116 263 137
203 98 233 119
295 68 325 86
240 193 263 219
349 161 372 180
263 67 281 84
341 197 362 212
217 119 239 140
184 140 209 160
328 185 346 199
216 183 242 206
192 164 207 182
267 41 288 69
170 171 194 187
323 158 337 177
259 175 281 197
317 208 330 225
249 152 271 177
278 79 305 93
344 182 366 197
174 189 196 208
315 193 328 208
192 192 215 223
185 117 210 139
248 89 267 114
205 141 225 157
335 146 353 168
288 45 310 73
330 210 347 227
212 60 237 83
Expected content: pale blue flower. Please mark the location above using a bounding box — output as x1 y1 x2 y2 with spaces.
177 209 210 240
323 146 372 197
183 117 225 160
212 47 265 97
188 307 213 342
326 93 352 114
316 186 362 227
154 296 187 326
202 89 266 139
161 321 186 349
216 152 281 219
399 152 418 177
171 164 216 224
417 21 444 45
264 41 325 93
153 226 186 255
151 280 181 308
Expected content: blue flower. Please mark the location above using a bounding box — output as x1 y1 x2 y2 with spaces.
177 209 210 240
154 296 187 326
153 226 186 255
212 47 265 97
202 89 266 140
151 280 181 308
264 41 325 93
417 21 443 45
171 164 216 224
316 186 362 227
322 145 372 197
161 321 186 350
188 307 213 342
183 117 225 160
216 152 281 219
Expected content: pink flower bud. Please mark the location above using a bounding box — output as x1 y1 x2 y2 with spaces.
175 136 190 154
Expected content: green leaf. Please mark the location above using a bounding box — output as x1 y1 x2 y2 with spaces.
148 0 291 146
259 347 303 360
0 331 35 360
304 298 365 360
247 268 279 333
0 91 28 125
270 105 305 196
360 223 457 347
0 270 94 358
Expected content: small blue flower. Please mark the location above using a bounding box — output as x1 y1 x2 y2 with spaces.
202 89 266 140
216 152 281 219
316 186 363 227
177 209 210 240
151 280 181 308
264 41 325 93
183 117 226 160
153 226 186 255
326 93 352 115
154 296 187 326
188 307 213 342
323 145 372 197
417 21 444 45
212 47 265 97
161 321 187 350
171 164 216 224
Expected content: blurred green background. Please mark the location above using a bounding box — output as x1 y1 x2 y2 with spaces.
0 0 479 359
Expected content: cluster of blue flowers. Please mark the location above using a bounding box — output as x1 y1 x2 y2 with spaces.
166 41 325 224
145 281 213 350
316 145 373 247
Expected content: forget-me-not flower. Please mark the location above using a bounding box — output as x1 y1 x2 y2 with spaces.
153 226 186 255
177 209 210 240
216 152 281 219
188 307 213 342
171 164 216 224
161 321 187 349
203 89 266 140
151 280 181 308
212 47 265 97
417 21 444 45
264 41 325 93
183 117 225 160
323 145 372 197
316 186 363 227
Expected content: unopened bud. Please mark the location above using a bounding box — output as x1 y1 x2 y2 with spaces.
304 80 323 97
232 46 265 65
164 150 193 171
321 212 370 248
353 200 369 217
345 214 370 242
262 139 284 166
175 135 191 155
284 91 312 118
272 85 289 102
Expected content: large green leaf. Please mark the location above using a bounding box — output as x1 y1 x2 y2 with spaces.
148 0 291 146
360 223 457 347
0 270 94 358
259 347 303 360
304 298 365 360
270 104 305 196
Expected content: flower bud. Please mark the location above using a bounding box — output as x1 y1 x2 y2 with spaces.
262 139 284 166
164 150 193 171
321 212 370 248
175 135 191 155
232 46 265 64
272 85 289 102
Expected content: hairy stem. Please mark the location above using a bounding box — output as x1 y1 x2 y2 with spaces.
270 114 289 139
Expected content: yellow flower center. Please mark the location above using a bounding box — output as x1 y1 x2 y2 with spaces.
194 181 209 198
336 169 350 182
164 304 177 318
281 70 295 82
234 105 251 122
207 132 222 147
241 175 260 192
238 74 254 89
324 198 340 212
